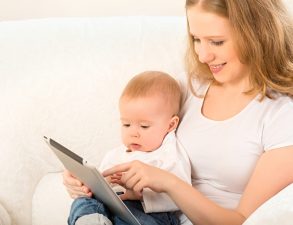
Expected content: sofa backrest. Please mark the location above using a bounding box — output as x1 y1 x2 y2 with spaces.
0 16 187 225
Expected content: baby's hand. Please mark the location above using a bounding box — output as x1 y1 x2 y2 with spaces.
109 173 123 185
63 169 92 198
119 189 142 201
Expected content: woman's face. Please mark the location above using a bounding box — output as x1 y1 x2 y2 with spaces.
187 5 250 87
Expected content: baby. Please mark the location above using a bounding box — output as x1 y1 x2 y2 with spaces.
68 71 191 225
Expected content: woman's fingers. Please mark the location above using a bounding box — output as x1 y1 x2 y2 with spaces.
121 169 142 190
103 161 149 192
103 160 168 193
102 162 132 177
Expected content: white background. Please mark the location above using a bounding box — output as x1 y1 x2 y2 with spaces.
0 0 185 21
0 0 292 21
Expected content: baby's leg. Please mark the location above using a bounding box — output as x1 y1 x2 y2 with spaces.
114 200 180 225
68 197 112 225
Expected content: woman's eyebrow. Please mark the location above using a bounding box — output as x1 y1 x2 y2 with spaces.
191 34 226 39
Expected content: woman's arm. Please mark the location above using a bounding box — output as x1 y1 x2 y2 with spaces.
103 146 293 225
238 146 293 217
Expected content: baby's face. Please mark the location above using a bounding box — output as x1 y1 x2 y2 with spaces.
119 96 175 152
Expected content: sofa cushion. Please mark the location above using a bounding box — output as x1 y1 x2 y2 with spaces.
0 203 11 225
243 183 293 225
32 172 73 225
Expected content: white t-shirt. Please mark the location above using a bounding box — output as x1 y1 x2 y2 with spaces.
177 81 293 211
99 131 191 213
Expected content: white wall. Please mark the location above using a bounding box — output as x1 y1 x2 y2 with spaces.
0 0 185 21
0 0 292 21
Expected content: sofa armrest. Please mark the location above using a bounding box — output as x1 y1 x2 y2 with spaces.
0 202 11 225
32 172 73 225
243 183 293 225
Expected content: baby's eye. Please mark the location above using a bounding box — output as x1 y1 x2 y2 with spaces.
140 125 150 129
123 124 130 127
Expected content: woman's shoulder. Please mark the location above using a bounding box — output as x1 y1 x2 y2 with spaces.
259 94 293 151
259 93 293 115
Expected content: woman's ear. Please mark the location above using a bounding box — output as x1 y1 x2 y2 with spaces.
168 115 180 132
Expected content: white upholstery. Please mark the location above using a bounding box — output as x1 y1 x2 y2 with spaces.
0 202 11 225
0 16 186 225
32 173 72 225
0 16 292 225
243 183 293 225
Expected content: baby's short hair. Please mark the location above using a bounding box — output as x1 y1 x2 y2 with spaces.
120 71 182 115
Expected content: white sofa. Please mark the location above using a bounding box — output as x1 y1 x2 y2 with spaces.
0 16 292 225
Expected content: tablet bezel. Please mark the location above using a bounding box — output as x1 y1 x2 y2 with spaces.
44 136 141 225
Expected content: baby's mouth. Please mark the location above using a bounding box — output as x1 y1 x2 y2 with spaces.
129 143 142 151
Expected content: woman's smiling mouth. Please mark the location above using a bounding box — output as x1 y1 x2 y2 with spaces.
209 63 226 74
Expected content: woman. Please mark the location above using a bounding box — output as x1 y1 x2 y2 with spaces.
64 0 293 224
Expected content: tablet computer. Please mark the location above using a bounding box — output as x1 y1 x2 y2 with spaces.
44 136 141 225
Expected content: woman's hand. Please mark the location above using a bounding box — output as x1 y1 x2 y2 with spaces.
119 189 142 201
107 172 142 200
62 169 92 199
102 160 176 194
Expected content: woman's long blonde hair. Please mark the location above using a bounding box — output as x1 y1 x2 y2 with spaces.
185 0 293 98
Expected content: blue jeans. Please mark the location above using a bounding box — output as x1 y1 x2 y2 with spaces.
68 197 180 225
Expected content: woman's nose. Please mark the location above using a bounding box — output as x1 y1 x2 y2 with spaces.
196 44 214 63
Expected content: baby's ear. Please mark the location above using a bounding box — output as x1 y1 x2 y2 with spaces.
168 116 180 132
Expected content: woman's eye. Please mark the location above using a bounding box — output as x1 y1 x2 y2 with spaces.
193 37 200 44
211 40 224 46
141 125 149 129
123 124 130 127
